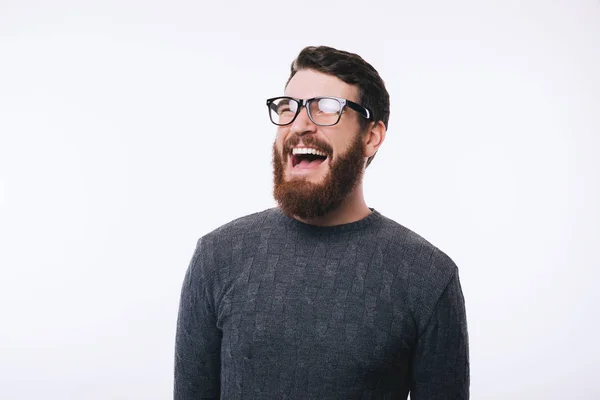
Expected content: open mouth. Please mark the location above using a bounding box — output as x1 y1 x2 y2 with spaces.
290 148 328 169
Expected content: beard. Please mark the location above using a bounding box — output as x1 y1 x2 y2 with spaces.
272 132 366 220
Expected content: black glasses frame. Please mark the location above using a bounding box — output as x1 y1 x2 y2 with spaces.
266 96 372 127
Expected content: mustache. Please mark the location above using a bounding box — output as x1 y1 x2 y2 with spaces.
282 136 333 158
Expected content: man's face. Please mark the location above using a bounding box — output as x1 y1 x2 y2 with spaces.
272 69 367 219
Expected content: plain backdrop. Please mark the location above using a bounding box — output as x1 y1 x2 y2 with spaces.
1 0 599 399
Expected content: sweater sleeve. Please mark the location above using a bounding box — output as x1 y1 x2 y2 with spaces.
410 267 470 400
174 238 221 399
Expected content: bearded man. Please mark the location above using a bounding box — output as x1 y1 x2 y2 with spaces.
174 45 470 400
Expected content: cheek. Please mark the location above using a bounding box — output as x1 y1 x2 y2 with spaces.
275 128 288 147
274 132 289 161
332 121 363 154
330 134 353 157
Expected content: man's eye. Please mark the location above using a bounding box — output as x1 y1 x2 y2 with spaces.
317 99 340 113
278 101 298 114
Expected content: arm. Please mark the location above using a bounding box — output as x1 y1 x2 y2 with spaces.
410 268 470 399
174 238 221 399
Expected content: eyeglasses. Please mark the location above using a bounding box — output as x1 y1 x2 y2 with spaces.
266 96 372 127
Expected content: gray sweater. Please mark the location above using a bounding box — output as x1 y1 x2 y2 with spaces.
174 208 469 399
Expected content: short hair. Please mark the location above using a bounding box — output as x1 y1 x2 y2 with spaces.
287 46 390 167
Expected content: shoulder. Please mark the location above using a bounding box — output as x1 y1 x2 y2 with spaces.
187 208 280 281
375 212 459 299
377 212 456 270
375 212 437 248
204 208 279 240
196 208 280 256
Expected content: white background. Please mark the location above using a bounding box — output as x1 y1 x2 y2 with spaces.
1 0 599 399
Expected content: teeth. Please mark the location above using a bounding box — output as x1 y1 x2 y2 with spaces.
291 147 327 157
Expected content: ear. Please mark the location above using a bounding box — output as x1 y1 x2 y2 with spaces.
363 120 386 158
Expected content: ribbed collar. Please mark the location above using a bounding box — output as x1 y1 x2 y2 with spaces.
272 207 382 235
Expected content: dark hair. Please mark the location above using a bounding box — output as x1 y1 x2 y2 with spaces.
287 46 390 167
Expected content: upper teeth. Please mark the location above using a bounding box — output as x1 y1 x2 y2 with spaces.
292 148 327 157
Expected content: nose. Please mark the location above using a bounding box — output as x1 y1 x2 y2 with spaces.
289 106 317 136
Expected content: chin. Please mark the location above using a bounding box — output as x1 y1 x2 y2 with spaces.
286 169 326 180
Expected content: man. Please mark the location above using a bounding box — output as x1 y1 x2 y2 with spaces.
175 46 469 399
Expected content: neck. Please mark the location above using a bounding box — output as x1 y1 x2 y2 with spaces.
293 183 371 227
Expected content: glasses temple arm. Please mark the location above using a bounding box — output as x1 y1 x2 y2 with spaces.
346 101 371 120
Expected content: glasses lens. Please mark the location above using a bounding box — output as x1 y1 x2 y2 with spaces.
309 97 342 126
269 98 298 125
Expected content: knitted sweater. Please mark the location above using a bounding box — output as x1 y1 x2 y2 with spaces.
175 208 469 399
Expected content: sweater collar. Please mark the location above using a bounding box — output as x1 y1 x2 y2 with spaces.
273 207 382 234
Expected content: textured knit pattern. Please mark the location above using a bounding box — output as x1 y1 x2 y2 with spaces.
174 208 469 399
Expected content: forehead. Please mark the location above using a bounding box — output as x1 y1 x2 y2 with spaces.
284 69 359 101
